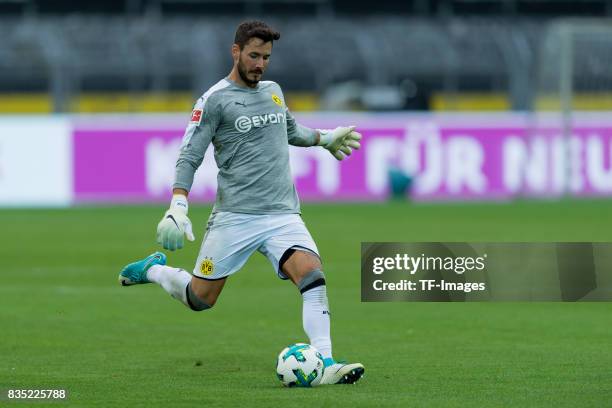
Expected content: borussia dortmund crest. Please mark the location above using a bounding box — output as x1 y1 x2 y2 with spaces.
272 94 283 107
200 257 214 275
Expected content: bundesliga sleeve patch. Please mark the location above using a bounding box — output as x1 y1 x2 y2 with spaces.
190 108 203 125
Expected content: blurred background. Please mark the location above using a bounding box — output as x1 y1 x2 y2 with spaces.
1 0 612 112
1 0 611 205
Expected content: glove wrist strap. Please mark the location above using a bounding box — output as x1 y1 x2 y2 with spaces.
170 194 189 214
316 129 333 146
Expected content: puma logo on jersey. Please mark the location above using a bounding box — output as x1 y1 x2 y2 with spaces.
234 113 286 133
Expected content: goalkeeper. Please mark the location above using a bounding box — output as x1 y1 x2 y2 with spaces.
119 20 364 385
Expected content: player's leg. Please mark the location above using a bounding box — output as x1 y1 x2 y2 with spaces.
279 249 331 359
118 251 225 310
259 214 364 384
185 276 227 310
258 215 332 359
280 250 364 384
119 212 260 310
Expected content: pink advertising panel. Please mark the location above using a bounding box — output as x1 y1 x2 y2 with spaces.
73 113 612 202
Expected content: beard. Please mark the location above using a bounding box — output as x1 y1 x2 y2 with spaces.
237 58 262 87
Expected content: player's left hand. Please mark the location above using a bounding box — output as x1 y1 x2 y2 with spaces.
317 126 362 160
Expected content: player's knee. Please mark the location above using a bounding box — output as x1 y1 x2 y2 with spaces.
186 282 213 311
298 269 326 294
281 249 322 284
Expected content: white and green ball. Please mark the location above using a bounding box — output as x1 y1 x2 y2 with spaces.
276 343 325 387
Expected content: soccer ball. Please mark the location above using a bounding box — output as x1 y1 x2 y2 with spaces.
275 343 325 387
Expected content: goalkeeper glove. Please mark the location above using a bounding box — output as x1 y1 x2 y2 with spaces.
156 194 195 251
317 126 362 160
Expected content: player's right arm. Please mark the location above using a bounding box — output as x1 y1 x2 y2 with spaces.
156 95 220 251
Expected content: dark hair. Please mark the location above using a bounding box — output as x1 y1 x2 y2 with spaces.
234 20 280 49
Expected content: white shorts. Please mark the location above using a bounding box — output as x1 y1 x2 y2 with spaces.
192 212 320 281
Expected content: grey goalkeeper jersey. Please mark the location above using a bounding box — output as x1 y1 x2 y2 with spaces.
174 78 318 214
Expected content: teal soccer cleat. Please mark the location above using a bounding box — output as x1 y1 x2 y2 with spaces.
118 252 167 286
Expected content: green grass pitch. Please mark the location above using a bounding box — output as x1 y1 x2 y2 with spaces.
1 200 611 407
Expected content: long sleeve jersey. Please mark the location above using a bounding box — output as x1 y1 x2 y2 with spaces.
174 77 318 214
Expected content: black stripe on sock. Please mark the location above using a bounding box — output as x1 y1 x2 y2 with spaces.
185 283 197 311
299 278 326 294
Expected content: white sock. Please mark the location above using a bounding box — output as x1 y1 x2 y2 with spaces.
147 265 191 307
302 285 333 361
